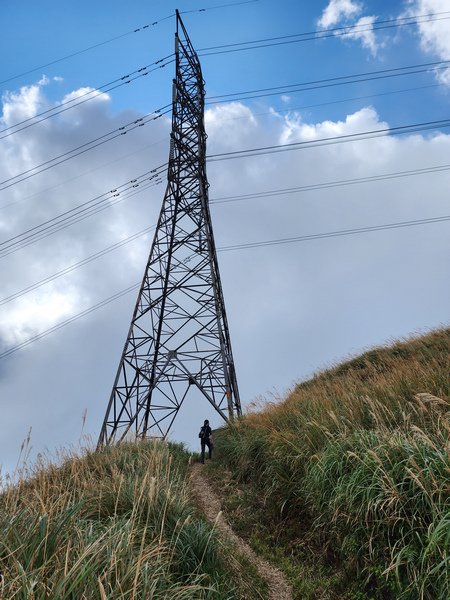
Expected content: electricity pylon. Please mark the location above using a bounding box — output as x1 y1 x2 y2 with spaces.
98 11 241 446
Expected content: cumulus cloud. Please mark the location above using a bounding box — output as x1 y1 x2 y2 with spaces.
318 0 362 28
317 0 379 55
279 105 388 145
38 75 50 86
0 80 449 477
1 82 48 124
406 0 450 85
0 78 170 349
342 15 378 54
0 287 80 346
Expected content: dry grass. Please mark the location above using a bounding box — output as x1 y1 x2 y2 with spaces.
214 328 450 599
0 440 247 599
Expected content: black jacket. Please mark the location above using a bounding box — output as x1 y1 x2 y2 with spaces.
199 425 212 441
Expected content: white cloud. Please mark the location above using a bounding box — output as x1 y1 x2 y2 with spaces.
279 106 388 144
318 0 362 28
317 0 379 55
62 86 110 104
2 83 46 124
0 287 80 346
38 75 50 86
0 79 170 349
343 15 378 55
407 0 450 85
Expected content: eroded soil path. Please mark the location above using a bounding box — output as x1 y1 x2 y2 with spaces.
190 462 292 600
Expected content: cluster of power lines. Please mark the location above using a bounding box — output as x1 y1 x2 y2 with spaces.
1 3 449 358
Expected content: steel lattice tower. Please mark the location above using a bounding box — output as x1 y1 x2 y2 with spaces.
98 11 241 446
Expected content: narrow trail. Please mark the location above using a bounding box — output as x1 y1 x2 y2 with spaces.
190 462 293 600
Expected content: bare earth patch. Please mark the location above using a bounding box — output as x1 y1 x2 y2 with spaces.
190 462 293 600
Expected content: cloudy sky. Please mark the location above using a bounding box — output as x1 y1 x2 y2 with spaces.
1 0 449 476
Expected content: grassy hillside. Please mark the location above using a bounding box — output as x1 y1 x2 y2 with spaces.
212 328 450 599
0 440 264 599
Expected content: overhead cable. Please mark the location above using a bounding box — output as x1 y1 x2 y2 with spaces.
3 20 449 139
199 12 450 56
210 162 450 204
207 117 450 161
0 171 165 258
213 83 439 122
2 116 449 251
1 212 449 360
0 226 155 306
0 107 170 191
0 137 167 211
217 215 450 251
0 0 258 87
206 59 450 104
0 56 174 140
0 283 141 359
2 59 449 192
2 159 449 299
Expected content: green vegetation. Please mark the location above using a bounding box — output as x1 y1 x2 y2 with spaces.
212 328 450 599
0 440 263 599
1 329 447 599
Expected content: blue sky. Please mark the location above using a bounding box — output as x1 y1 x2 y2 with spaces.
2 0 449 122
0 0 449 476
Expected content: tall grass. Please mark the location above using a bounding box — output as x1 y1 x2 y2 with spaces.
215 328 450 599
0 440 242 599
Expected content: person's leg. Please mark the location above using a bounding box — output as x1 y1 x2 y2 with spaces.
207 440 213 460
200 441 206 463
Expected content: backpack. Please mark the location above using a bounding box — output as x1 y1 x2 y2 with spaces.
199 426 209 440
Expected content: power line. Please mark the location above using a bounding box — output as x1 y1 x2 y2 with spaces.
0 283 141 360
3 24 448 141
199 12 450 56
0 0 258 87
0 180 160 259
0 79 438 207
0 137 167 211
0 226 155 306
3 109 449 196
0 24 171 87
200 10 450 51
2 58 448 192
207 117 450 161
210 162 450 204
206 59 450 104
2 116 449 254
217 215 450 251
6 179 162 257
182 0 259 15
0 56 174 140
0 7 257 139
3 159 449 301
0 166 164 249
1 212 448 360
0 171 165 258
0 107 170 192
210 83 440 122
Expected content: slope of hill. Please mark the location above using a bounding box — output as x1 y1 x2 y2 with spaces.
210 328 450 599
1 329 447 599
0 440 265 599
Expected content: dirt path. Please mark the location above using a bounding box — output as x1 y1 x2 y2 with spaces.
190 462 293 600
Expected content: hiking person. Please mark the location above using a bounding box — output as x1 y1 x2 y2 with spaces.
199 419 213 463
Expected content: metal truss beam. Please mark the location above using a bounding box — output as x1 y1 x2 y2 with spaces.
98 11 241 446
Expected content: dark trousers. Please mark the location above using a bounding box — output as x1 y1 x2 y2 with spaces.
200 439 213 463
